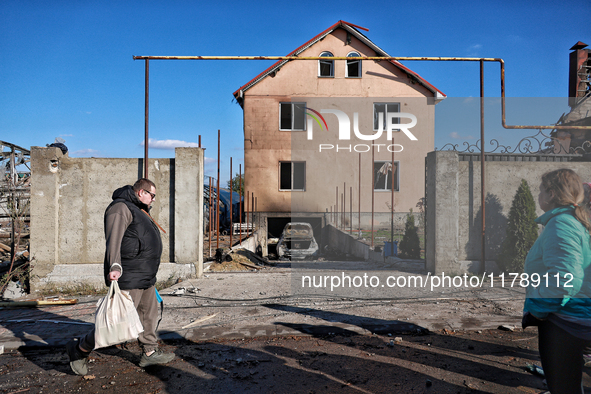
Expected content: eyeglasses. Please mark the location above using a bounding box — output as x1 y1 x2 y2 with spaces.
143 189 156 200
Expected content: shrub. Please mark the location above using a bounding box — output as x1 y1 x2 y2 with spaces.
399 209 421 259
498 179 538 273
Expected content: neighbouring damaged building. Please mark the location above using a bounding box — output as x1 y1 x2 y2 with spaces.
551 41 591 157
0 141 31 290
0 141 30 245
233 20 445 254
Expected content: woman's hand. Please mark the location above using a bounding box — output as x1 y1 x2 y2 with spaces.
522 312 544 329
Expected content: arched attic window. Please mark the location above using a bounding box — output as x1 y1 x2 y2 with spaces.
318 51 334 77
346 51 361 78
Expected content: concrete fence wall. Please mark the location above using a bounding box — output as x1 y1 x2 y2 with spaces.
426 150 591 274
29 146 204 289
322 224 371 260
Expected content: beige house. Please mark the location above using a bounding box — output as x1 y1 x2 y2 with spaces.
233 21 445 241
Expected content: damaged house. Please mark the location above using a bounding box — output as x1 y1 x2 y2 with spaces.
551 41 591 157
233 21 445 255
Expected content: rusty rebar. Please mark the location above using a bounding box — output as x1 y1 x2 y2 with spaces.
371 144 374 249
391 137 395 257
144 59 149 178
208 176 212 258
246 191 249 235
336 187 338 227
341 191 344 230
343 182 346 230
216 130 220 251
239 164 242 244
350 186 352 235
480 60 486 275
230 157 233 248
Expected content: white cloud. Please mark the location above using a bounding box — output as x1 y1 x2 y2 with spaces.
467 44 482 56
508 35 523 44
204 157 215 164
140 138 201 150
59 134 74 137
449 132 476 140
73 149 102 157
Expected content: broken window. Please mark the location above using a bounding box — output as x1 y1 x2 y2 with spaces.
346 52 361 78
279 161 306 191
279 102 306 131
318 51 334 77
373 102 400 131
373 161 399 191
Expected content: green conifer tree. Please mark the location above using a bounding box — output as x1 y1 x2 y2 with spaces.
498 179 539 273
399 209 421 259
227 173 244 196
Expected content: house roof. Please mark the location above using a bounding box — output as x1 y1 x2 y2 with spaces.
232 20 446 105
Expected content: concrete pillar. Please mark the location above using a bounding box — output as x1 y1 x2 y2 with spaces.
174 148 204 277
257 213 268 257
29 147 64 289
425 151 459 274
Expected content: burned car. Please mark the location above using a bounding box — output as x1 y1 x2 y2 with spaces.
276 222 319 260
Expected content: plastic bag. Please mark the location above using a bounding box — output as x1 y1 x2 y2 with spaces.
94 281 144 349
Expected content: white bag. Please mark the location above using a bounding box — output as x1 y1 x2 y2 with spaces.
94 281 144 349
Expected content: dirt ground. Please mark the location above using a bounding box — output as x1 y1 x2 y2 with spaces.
2 328 590 394
2 234 587 393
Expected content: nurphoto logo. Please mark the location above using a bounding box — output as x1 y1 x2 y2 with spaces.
304 107 418 153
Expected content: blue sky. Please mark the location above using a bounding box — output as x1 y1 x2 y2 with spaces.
1 0 589 182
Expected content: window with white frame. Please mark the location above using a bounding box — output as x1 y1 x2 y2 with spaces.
373 102 400 131
318 51 334 77
279 102 306 131
279 161 306 191
346 51 361 78
373 161 399 191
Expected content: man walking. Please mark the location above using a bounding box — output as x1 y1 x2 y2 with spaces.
66 178 174 375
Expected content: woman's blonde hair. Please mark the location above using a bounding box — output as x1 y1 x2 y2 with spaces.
541 169 591 232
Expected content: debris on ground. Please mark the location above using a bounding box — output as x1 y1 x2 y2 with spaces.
205 256 254 272
204 248 274 272
0 297 78 307
181 313 218 329
525 363 545 377
0 251 29 276
171 288 186 296
232 249 273 266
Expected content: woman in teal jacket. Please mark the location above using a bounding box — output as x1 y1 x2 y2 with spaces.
523 169 591 394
